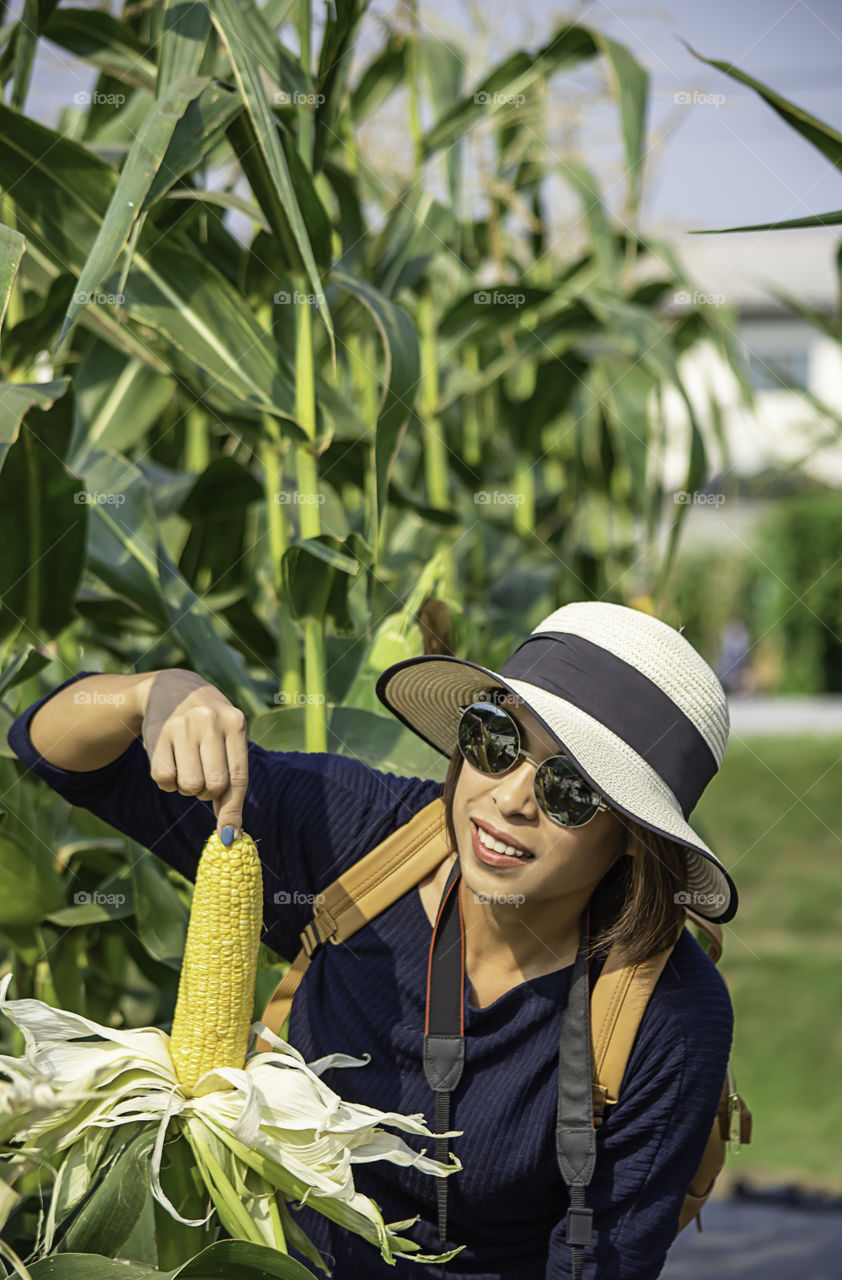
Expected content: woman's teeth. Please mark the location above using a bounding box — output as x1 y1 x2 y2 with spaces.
475 823 533 859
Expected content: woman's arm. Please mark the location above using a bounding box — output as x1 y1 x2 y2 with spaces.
8 669 445 962
27 667 249 838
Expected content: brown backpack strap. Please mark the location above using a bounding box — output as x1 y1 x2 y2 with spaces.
589 933 678 1123
589 908 725 1122
254 795 452 1052
684 908 723 965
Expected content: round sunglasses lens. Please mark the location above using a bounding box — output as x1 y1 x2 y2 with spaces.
535 758 601 826
458 703 519 774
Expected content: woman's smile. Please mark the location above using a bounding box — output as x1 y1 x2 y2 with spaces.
469 816 535 867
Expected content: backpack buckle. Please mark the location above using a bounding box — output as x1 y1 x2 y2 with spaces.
726 1061 742 1154
300 910 337 959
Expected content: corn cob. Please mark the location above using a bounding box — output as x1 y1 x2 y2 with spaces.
169 829 263 1093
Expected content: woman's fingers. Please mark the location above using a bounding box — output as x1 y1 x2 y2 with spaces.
165 716 206 797
149 733 178 792
213 714 249 840
197 719 230 803
141 675 249 839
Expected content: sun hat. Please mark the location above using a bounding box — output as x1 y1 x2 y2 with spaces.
374 600 738 924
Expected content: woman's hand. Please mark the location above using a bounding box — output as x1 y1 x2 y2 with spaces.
140 670 249 842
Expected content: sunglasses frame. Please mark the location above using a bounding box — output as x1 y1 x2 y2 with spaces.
456 699 612 829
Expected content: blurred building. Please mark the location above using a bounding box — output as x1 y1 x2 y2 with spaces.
655 227 842 501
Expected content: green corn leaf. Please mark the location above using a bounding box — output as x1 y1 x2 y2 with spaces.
421 24 600 155
144 80 244 208
217 0 307 104
681 44 842 233
591 30 649 217
558 160 624 286
350 34 406 119
0 379 69 475
129 845 189 969
0 644 49 697
42 7 158 91
55 74 211 353
328 705 446 776
67 339 175 471
312 0 365 173
0 832 64 927
162 186 271 231
11 0 38 112
416 35 464 209
77 450 265 716
206 0 334 357
12 240 173 376
47 887 135 927
153 1131 212 1270
688 208 842 234
29 1239 321 1277
0 104 319 433
331 271 420 559
60 1128 155 1255
0 222 25 335
372 189 459 297
0 415 86 643
262 0 298 27
683 40 842 170
282 532 368 628
225 108 333 271
172 1238 319 1277
29 1259 161 1278
157 0 211 96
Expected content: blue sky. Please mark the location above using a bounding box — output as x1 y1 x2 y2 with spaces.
14 0 842 235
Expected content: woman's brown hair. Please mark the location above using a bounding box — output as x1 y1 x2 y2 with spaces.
441 749 690 968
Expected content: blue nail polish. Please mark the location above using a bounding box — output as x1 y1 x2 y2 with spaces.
221 825 235 846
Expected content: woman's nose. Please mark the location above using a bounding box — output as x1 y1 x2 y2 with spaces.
491 756 538 817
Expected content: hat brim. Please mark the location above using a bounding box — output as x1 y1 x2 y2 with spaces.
375 653 738 925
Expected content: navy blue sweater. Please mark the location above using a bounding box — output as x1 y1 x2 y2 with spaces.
7 672 734 1279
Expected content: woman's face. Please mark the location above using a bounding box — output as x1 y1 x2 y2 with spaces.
452 694 629 908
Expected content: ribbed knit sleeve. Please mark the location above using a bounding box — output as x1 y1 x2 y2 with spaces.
6 670 444 962
545 945 734 1279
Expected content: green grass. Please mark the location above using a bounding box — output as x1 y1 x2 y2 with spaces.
691 735 842 1188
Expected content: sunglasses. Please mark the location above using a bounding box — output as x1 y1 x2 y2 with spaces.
456 700 611 828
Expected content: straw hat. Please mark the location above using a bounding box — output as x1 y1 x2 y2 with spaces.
375 600 737 923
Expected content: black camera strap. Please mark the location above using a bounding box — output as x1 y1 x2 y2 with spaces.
422 860 595 1278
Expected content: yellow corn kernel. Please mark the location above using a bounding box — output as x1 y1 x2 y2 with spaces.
169 829 263 1093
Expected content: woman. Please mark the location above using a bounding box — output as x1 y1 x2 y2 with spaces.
8 600 737 1279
